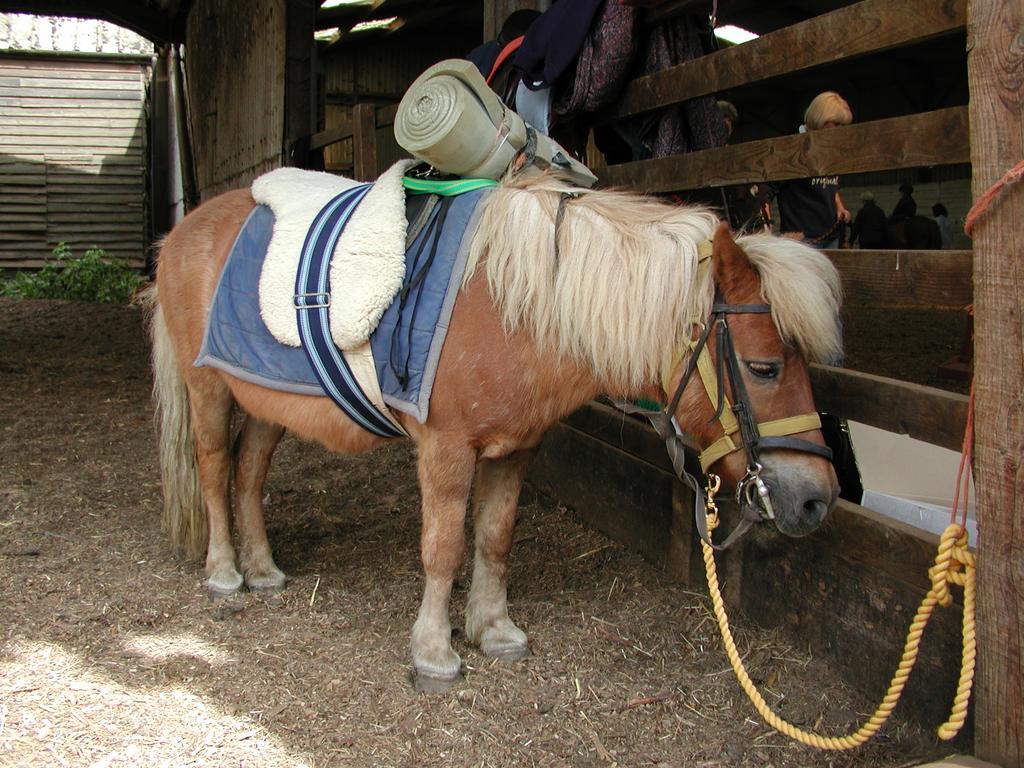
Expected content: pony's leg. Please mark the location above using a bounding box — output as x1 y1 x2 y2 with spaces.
465 449 535 661
411 437 476 689
233 415 286 590
188 376 242 595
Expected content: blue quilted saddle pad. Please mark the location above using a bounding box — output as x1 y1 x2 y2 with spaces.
195 187 490 424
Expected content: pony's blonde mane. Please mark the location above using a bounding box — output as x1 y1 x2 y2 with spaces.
465 173 842 390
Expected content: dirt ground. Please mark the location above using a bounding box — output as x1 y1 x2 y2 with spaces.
0 296 962 767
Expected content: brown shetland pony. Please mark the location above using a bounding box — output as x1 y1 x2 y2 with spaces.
147 171 843 689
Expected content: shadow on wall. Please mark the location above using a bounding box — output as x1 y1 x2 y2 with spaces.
0 121 148 272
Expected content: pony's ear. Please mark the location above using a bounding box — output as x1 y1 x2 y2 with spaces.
711 221 756 294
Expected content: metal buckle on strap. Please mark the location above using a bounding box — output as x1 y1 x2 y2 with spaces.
737 462 775 520
294 291 331 309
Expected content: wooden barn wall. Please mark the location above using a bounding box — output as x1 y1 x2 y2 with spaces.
185 0 286 199
321 36 473 175
0 54 149 269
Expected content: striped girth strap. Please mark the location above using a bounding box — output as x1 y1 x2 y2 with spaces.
294 183 406 438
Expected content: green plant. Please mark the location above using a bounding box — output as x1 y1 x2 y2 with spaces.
0 242 144 304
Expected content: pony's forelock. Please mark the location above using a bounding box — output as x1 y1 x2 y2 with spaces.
734 233 844 364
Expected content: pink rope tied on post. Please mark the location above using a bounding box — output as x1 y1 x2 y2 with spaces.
950 379 975 530
963 159 1024 236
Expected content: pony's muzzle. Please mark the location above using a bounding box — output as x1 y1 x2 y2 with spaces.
756 461 838 537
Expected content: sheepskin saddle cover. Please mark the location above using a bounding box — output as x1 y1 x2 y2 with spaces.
254 160 413 349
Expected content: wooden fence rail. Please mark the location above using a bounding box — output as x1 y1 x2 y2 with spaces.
601 106 970 192
307 102 400 180
606 0 965 121
810 365 969 452
824 249 973 308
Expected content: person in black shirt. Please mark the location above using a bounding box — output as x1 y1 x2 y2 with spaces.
850 191 888 248
775 92 853 248
889 183 917 223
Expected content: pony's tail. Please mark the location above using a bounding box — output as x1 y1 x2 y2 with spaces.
143 285 208 558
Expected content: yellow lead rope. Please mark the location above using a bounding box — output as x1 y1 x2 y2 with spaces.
701 480 976 749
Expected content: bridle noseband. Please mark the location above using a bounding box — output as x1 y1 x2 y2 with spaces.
619 250 832 550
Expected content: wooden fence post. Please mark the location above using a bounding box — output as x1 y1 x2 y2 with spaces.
967 0 1024 764
284 0 316 151
353 103 378 181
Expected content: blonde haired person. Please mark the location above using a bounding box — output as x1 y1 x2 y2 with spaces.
775 91 853 247
804 90 853 131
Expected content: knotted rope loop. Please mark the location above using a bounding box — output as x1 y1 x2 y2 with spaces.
929 525 973 607
702 513 977 750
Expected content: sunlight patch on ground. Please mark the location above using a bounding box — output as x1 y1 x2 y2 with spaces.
120 632 237 667
0 641 311 767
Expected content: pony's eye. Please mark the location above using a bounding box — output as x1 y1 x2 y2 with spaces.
746 361 780 379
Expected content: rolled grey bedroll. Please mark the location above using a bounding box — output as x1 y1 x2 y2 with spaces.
394 58 597 187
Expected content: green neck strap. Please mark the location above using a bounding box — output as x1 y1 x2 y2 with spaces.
402 176 499 196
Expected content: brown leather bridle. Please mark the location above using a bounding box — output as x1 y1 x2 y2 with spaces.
620 275 831 550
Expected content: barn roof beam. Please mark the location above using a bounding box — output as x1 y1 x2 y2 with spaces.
319 0 461 50
315 0 374 31
0 0 191 44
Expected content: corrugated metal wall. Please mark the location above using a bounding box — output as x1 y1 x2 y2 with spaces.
185 0 287 199
0 53 149 268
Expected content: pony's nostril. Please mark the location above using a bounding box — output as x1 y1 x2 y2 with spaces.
803 498 829 522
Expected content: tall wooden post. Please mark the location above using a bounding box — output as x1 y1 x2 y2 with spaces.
284 0 317 150
353 103 378 181
967 0 1024 764
149 46 172 248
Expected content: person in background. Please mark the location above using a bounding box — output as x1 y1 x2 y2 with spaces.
716 100 738 137
706 99 770 231
933 202 953 249
850 191 887 248
890 182 917 223
774 91 853 248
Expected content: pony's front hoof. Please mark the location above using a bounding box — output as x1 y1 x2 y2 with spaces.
206 568 244 597
413 670 463 693
411 645 462 691
478 618 530 661
245 567 286 592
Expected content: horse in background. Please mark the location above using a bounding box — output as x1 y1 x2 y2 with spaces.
146 170 842 689
886 214 942 249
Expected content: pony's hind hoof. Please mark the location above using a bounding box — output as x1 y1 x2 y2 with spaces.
413 671 463 693
478 620 530 661
483 643 530 662
245 568 286 592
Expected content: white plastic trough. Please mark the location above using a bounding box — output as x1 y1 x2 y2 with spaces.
847 420 976 545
